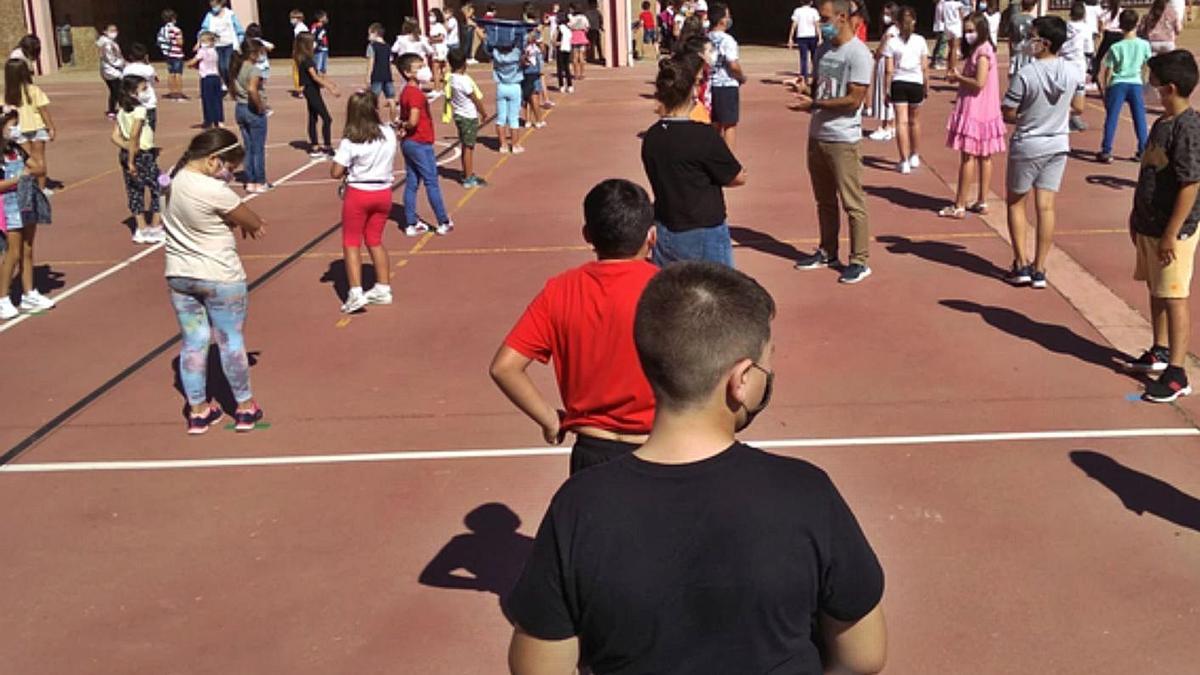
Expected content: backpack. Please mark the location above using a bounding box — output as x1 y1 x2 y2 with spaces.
156 25 172 56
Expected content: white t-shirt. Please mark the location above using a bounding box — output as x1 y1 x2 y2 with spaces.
122 61 158 109
163 169 246 283
791 6 820 38
883 33 929 84
1062 21 1095 64
558 24 572 52
333 125 397 191
941 0 964 36
449 72 481 118
429 23 449 60
695 0 708 11
1083 4 1102 36
708 30 740 88
293 20 307 37
446 16 461 47
392 34 433 58
1100 8 1123 33
986 11 1002 44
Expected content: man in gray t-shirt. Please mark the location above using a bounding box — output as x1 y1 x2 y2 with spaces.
1000 15 1085 290
791 0 874 284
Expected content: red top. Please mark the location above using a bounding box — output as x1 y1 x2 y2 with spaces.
640 11 657 29
399 83 435 144
505 260 658 434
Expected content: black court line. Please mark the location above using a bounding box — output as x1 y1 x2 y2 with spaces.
0 132 484 467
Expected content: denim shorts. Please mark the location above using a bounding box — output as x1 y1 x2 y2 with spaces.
652 221 734 268
166 57 184 74
18 129 50 143
371 80 396 98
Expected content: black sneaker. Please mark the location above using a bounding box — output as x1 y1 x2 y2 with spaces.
838 263 872 284
1006 263 1033 286
1132 151 1143 163
187 406 224 436
234 405 265 432
1097 152 1114 164
1143 366 1192 403
794 249 834 270
1124 346 1171 373
1030 270 1047 289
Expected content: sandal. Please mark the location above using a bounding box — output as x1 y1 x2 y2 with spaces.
967 201 989 215
938 205 966 219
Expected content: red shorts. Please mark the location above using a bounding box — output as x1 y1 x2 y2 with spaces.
341 187 392 247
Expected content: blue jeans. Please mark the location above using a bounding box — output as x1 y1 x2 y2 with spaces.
1102 81 1148 156
216 44 234 82
168 276 253 406
402 139 449 225
235 103 268 184
652 221 734 268
796 37 818 77
495 81 522 128
370 81 396 98
200 75 224 126
314 49 329 73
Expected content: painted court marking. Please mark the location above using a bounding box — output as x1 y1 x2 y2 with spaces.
1 427 1194 474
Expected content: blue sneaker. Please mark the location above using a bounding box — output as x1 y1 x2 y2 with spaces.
794 249 834 270
187 406 223 435
1030 270 1048 289
838 263 872 284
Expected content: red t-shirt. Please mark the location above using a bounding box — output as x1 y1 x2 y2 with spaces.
399 83 435 144
640 11 657 29
505 260 658 434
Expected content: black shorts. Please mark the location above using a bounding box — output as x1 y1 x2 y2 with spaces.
570 434 640 475
521 73 538 103
711 86 740 125
889 80 925 105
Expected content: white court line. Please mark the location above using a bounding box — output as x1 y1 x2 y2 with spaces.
0 158 321 335
2 427 1195 474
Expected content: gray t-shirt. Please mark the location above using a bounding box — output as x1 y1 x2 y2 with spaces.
810 38 874 143
233 62 266 108
1003 57 1083 159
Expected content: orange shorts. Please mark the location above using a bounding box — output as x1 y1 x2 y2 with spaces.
1134 232 1199 299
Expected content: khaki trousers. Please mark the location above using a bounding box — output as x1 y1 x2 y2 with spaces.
807 138 870 265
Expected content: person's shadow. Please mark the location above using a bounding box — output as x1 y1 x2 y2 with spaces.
879 235 1008 281
319 260 377 306
419 502 535 623
939 299 1134 374
1070 450 1200 533
729 225 804 262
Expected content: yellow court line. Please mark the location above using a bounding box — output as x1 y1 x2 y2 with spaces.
56 141 187 195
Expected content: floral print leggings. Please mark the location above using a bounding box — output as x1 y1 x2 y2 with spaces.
168 277 253 406
118 148 162 216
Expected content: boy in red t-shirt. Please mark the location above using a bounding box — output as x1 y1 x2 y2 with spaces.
396 53 453 236
639 2 658 57
490 179 659 474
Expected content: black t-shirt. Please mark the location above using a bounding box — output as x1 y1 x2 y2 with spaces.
1132 108 1200 239
368 42 392 84
505 442 884 675
298 57 319 93
641 119 742 232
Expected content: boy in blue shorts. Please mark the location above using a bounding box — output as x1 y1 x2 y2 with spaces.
158 10 186 100
365 23 396 123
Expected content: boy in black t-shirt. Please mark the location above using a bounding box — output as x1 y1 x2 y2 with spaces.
641 55 746 268
505 262 887 675
365 23 396 123
1124 50 1200 403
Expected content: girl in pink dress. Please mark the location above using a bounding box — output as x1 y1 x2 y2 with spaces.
941 12 1006 218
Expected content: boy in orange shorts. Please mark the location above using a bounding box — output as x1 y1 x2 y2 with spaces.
1125 49 1200 403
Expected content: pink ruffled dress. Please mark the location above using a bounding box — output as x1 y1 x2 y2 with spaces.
946 42 1006 157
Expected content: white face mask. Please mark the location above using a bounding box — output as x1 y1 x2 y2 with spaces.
5 125 21 141
964 32 978 45
416 65 433 84
137 89 153 104
883 15 892 25
106 31 119 40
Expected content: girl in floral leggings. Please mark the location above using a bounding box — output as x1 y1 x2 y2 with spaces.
162 129 267 434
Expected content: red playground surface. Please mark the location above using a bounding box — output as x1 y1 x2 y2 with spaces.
1 41 1198 674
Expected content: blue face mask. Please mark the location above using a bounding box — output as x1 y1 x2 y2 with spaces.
726 17 733 30
819 21 838 41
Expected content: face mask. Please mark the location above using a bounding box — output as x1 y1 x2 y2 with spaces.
978 1 988 10
735 366 774 433
819 21 838 41
211 6 221 15
964 32 978 45
725 17 732 29
882 15 892 25
416 65 433 84
106 31 118 40
5 125 21 141
211 160 234 183
137 90 153 104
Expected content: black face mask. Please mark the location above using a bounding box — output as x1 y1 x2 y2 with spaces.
736 363 774 433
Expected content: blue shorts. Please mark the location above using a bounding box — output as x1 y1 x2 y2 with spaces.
166 58 184 74
644 28 657 43
370 81 396 98
652 221 734 268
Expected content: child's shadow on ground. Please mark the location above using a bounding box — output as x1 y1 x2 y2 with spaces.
729 225 804 262
1085 174 1138 190
864 184 946 211
879 235 1007 281
439 166 466 183
320 260 378 304
171 348 261 418
478 136 502 152
418 502 535 624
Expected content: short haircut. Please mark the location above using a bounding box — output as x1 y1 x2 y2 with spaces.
162 9 177 22
1031 15 1067 53
314 10 328 21
128 42 148 61
635 263 776 410
1118 8 1139 32
642 1 650 8
1149 49 1199 97
397 52 424 75
1070 1 1086 21
289 9 304 19
1020 0 1037 10
448 47 468 71
368 22 384 36
708 2 728 25
654 55 695 111
821 0 853 17
582 179 653 259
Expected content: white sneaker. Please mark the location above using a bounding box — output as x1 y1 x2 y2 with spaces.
567 86 575 93
143 227 166 243
511 146 526 155
868 128 890 141
309 151 328 160
41 187 54 197
340 291 368 314
435 220 455 236
467 58 479 65
404 220 431 237
534 121 546 128
498 146 510 154
909 154 921 168
132 228 157 244
364 286 393 305
0 298 18 320
899 160 911 175
19 290 55 311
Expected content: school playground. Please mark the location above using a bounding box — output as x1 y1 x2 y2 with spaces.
1 35 1199 675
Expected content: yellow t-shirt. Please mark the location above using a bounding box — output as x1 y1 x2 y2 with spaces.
17 84 49 132
117 106 155 151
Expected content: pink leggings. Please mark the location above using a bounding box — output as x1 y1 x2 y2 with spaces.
341 187 391 247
